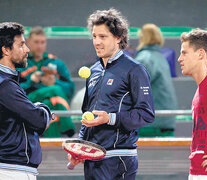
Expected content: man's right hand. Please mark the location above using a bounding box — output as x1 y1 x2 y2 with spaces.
67 154 84 167
31 71 42 83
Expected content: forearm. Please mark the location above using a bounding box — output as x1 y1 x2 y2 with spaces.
113 108 154 131
0 81 52 134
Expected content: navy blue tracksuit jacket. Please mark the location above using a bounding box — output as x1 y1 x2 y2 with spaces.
79 53 155 152
0 65 51 172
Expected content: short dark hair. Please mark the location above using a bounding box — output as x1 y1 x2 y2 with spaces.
0 22 24 59
29 26 46 38
180 28 207 52
87 8 129 49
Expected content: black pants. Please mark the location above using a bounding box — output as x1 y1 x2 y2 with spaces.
84 156 138 180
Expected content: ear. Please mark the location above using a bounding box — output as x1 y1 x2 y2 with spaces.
198 49 206 60
116 37 121 44
1 46 10 57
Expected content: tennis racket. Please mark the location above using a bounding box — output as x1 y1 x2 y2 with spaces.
62 139 106 170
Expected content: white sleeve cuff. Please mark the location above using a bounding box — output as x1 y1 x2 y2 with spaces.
107 113 116 126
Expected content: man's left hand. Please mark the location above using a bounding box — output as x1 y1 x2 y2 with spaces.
41 74 56 86
81 110 109 127
201 155 207 171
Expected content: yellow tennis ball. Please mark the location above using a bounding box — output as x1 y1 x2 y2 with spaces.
78 66 91 79
82 111 94 121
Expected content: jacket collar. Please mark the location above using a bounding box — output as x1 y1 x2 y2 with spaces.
99 49 123 66
107 49 123 64
0 64 18 76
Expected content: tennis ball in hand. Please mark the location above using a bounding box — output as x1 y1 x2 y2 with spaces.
82 111 94 121
78 66 91 79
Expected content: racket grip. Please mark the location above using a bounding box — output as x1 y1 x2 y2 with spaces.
67 162 75 170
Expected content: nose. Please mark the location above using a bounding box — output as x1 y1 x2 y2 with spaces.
93 37 101 45
25 45 30 53
177 54 182 62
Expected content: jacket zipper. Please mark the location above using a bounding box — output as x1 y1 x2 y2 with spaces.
87 69 105 141
93 69 105 110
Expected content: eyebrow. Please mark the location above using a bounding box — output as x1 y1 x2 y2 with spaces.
19 40 26 44
92 32 106 35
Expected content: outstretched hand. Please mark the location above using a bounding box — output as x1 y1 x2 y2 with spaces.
81 110 109 127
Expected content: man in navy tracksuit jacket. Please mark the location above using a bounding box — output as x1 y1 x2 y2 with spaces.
68 9 155 180
0 22 52 179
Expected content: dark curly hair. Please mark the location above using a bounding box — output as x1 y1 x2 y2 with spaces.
0 22 24 59
87 8 129 49
180 28 207 52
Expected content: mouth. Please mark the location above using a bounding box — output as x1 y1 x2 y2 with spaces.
180 64 184 70
95 48 104 52
179 63 184 67
23 55 28 61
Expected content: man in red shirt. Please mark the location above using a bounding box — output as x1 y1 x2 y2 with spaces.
178 29 207 180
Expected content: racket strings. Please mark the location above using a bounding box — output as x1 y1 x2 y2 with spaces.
64 143 105 159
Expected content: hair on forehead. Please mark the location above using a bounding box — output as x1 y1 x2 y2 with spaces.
87 8 129 49
180 28 207 52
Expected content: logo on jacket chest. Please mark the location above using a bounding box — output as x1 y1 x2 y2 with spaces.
107 79 114 85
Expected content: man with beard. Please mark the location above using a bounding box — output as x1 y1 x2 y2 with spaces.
0 22 53 180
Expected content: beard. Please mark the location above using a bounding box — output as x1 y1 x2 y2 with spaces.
12 58 28 68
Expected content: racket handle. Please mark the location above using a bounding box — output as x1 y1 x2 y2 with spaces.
67 162 75 170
